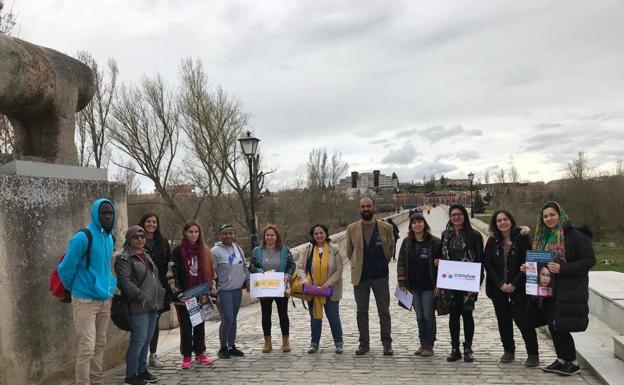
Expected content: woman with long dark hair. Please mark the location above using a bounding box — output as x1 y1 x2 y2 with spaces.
169 221 215 369
484 210 539 367
439 204 483 362
137 213 171 368
397 213 441 357
296 224 344 354
528 201 595 376
249 224 296 353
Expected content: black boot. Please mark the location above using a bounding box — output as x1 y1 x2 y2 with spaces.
447 345 462 362
463 343 474 363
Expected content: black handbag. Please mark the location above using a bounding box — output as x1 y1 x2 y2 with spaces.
110 294 131 331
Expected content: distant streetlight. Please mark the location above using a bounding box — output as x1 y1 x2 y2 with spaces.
467 172 475 218
238 130 261 249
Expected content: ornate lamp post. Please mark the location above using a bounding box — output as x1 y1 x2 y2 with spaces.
238 130 261 249
467 172 475 218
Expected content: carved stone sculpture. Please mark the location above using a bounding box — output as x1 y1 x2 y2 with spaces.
0 35 94 164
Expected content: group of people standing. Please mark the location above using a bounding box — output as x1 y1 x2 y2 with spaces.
57 196 595 385
394 200 595 377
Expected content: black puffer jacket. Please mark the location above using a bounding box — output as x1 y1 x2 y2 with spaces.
146 235 171 310
115 247 166 315
484 228 531 303
551 226 596 332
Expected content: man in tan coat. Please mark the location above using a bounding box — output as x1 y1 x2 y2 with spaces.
346 196 396 355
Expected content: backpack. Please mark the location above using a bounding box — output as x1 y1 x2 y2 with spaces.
49 228 93 303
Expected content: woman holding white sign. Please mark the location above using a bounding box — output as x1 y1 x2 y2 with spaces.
296 224 344 354
529 201 595 376
250 224 296 353
438 204 483 363
483 210 539 367
397 213 441 357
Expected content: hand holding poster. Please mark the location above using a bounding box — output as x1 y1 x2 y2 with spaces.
436 260 481 292
250 272 285 298
525 251 555 297
182 283 214 327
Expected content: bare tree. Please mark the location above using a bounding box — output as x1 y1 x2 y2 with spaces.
307 148 348 189
496 168 506 184
178 58 272 233
509 165 519 183
0 0 17 155
616 159 624 177
75 51 118 167
567 151 591 180
109 74 185 222
112 160 141 194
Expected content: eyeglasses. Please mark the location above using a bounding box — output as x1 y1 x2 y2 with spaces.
132 234 146 240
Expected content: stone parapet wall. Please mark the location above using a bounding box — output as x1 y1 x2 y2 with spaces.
0 175 127 385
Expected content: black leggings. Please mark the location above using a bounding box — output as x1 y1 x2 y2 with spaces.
449 295 475 348
149 314 160 354
260 297 289 337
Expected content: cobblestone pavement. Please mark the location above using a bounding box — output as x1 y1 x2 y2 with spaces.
101 208 602 385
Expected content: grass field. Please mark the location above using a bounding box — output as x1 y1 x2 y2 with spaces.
592 241 624 272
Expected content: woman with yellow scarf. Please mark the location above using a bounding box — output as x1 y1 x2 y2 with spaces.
296 224 344 354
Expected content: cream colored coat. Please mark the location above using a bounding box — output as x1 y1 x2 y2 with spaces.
295 242 343 302
346 219 396 286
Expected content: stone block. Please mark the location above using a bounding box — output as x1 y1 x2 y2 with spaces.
614 336 624 361
0 160 108 181
0 175 126 385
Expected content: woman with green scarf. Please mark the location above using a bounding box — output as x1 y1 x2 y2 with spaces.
296 224 344 354
528 201 595 376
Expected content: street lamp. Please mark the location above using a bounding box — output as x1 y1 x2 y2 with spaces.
238 130 261 249
467 172 475 218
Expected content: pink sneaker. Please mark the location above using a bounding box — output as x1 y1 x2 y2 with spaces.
196 353 213 365
182 356 193 369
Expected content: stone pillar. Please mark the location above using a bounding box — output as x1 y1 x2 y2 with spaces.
0 174 128 385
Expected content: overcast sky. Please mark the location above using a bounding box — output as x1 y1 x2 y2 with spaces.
13 0 624 189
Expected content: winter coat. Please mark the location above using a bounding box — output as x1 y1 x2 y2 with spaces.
145 235 171 310
484 228 531 304
169 245 214 299
346 219 396 285
550 226 596 332
249 245 296 277
397 235 441 291
295 242 344 302
115 247 166 314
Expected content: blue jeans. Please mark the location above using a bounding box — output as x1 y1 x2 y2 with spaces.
126 311 158 377
218 289 242 348
411 290 436 348
307 299 343 347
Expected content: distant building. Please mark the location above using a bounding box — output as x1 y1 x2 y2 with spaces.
338 170 399 192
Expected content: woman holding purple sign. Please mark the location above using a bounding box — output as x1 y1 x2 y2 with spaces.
531 201 595 376
296 224 344 354
483 210 539 367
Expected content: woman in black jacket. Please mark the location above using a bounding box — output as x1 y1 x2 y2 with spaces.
138 213 171 368
528 201 595 376
484 210 539 367
439 204 483 363
397 213 441 357
115 226 165 385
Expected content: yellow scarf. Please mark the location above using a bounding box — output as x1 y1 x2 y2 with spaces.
311 242 330 320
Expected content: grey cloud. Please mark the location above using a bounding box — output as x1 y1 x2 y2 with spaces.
369 138 389 145
397 125 482 143
498 67 541 87
533 123 562 130
381 142 418 165
455 150 480 161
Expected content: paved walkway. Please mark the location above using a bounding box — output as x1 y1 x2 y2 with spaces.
101 208 602 385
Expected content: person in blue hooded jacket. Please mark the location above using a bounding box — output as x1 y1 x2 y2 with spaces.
57 198 117 385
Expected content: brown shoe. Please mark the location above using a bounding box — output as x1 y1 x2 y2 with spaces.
262 336 272 353
421 348 434 357
282 336 291 352
414 346 424 356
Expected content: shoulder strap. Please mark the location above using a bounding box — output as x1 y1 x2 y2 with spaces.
79 228 93 270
